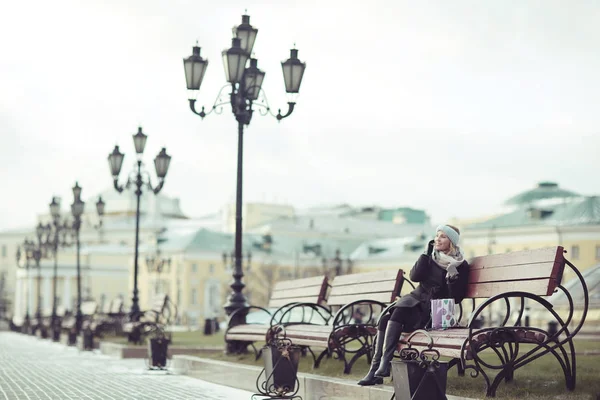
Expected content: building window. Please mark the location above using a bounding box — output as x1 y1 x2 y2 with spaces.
1 245 6 258
191 263 198 273
209 264 215 274
191 288 197 305
571 245 580 259
596 246 600 260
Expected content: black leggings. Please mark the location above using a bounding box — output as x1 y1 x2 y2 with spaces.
377 306 420 332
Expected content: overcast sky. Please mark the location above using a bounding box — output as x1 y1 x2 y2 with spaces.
1 0 599 230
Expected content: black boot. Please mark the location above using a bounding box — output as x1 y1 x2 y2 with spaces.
357 332 384 386
374 321 403 378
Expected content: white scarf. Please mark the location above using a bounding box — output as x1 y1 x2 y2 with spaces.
433 248 464 279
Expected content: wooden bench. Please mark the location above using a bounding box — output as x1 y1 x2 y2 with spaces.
61 301 98 344
271 269 410 374
225 275 330 358
84 297 126 337
122 294 177 344
395 246 588 398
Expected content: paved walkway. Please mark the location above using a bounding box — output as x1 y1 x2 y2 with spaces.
0 332 253 399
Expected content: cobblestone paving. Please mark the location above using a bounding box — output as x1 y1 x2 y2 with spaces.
0 332 252 399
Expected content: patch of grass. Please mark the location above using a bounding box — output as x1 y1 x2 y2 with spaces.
101 331 600 399
102 330 226 347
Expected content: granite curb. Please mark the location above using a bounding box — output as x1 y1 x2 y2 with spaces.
171 354 481 400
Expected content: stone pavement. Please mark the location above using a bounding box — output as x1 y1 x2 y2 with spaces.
0 332 253 400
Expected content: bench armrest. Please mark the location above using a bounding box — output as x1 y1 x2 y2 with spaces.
227 305 271 329
332 300 388 328
274 302 332 327
469 291 553 328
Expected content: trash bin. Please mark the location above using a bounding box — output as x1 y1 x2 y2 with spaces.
148 335 169 369
391 330 449 400
82 329 94 350
256 335 301 398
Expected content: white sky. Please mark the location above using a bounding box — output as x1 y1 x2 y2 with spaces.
1 0 599 230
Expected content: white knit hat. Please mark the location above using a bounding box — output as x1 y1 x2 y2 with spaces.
436 225 460 247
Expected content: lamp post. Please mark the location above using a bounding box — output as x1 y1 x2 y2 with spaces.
183 14 306 327
94 196 106 242
46 197 71 341
15 241 32 333
107 127 172 322
70 182 85 335
44 195 104 341
16 234 45 335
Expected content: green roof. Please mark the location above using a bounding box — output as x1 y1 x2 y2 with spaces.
378 207 428 224
504 182 580 206
466 196 600 230
160 228 364 259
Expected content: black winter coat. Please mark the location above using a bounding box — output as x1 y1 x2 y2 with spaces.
394 254 470 330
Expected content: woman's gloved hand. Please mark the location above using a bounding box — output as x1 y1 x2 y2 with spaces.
426 240 434 256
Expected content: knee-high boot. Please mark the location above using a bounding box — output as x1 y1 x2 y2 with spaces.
357 332 385 386
373 321 403 378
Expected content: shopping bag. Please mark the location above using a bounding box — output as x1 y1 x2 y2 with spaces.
431 299 457 330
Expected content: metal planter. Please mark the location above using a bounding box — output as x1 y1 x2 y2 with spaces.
254 332 301 399
391 330 449 400
148 337 169 369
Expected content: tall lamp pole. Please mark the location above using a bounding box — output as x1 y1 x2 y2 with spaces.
70 182 86 335
15 243 30 333
44 195 104 341
107 127 172 322
183 14 306 328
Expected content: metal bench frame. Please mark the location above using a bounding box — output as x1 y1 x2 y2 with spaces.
122 294 178 344
225 275 330 358
269 269 410 374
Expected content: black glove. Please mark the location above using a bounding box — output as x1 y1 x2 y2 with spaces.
426 240 434 256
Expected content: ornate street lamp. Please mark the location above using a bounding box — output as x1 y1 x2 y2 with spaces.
108 127 172 323
46 196 72 341
94 196 106 242
15 243 31 333
70 182 85 336
43 194 104 341
183 14 306 334
16 233 45 335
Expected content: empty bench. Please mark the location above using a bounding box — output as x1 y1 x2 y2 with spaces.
122 294 177 344
225 275 330 358
396 246 588 397
271 269 410 374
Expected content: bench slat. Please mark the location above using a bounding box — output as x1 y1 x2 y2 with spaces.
226 333 267 342
274 275 329 291
328 291 396 307
331 270 401 286
469 261 559 283
270 285 327 301
329 280 401 298
268 296 327 308
466 278 557 298
470 247 562 270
